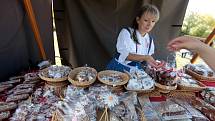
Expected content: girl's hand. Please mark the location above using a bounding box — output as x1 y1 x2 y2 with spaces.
145 56 159 67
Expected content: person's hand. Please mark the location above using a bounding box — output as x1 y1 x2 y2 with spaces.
145 55 159 67
167 36 203 52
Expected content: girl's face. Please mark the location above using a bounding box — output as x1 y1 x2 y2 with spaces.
136 12 157 35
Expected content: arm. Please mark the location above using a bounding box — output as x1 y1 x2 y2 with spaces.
167 36 215 70
127 53 158 67
196 44 215 71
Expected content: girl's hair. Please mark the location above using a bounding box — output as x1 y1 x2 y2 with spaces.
131 4 160 44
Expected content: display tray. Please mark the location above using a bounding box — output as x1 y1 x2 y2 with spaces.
178 80 207 92
185 68 215 82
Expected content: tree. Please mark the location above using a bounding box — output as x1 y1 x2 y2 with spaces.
181 12 215 38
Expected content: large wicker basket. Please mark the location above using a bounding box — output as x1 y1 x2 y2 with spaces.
155 82 177 93
185 68 215 82
178 80 207 92
97 70 129 86
39 68 68 82
68 67 97 87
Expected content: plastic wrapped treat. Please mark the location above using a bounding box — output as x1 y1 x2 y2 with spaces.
126 69 154 90
47 65 71 78
189 98 215 121
0 84 13 93
138 96 162 121
0 111 10 120
75 68 96 82
0 102 17 112
171 98 209 121
114 92 139 121
24 72 40 81
153 99 192 121
201 87 215 106
6 94 29 102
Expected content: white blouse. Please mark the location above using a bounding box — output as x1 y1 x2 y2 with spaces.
116 28 155 64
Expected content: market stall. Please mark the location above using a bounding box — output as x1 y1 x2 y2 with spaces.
0 62 215 121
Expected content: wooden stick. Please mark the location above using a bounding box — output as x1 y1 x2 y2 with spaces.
106 107 109 121
191 28 215 63
23 0 47 60
99 107 107 121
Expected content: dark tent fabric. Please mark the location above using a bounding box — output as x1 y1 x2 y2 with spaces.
54 0 188 70
0 0 188 80
0 0 54 80
54 0 143 70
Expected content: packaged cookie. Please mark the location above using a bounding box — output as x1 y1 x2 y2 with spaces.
0 102 17 112
6 94 29 102
0 111 10 120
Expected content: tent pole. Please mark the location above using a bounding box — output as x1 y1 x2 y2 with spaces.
190 28 215 63
23 0 47 60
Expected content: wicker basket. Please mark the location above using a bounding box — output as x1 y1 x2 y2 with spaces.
155 82 177 93
178 80 207 92
98 70 129 86
185 68 215 82
39 68 68 82
68 67 97 87
124 85 155 94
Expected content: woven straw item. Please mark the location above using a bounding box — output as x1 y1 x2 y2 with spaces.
39 68 68 82
178 80 207 92
98 70 129 86
68 67 97 87
155 82 177 93
185 68 215 82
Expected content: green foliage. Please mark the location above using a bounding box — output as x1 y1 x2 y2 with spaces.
181 12 215 38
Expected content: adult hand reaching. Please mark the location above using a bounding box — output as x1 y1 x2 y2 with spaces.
167 35 215 71
167 36 203 53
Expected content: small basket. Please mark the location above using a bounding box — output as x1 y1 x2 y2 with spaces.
155 82 177 93
39 68 68 82
98 70 129 86
178 80 207 92
185 68 215 82
124 85 155 94
68 67 97 87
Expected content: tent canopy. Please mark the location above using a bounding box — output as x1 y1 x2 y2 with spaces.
0 0 188 80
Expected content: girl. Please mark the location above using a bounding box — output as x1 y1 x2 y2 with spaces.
107 4 160 72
